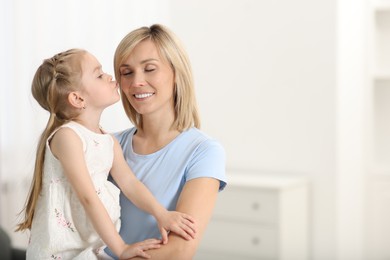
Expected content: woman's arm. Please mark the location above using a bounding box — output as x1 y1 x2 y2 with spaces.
110 138 196 242
130 177 221 260
51 128 157 258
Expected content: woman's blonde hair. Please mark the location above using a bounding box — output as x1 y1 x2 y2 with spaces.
16 48 86 231
114 24 200 131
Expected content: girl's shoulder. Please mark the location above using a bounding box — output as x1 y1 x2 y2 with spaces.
47 122 87 150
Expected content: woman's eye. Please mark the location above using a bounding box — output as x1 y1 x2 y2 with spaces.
144 64 156 72
98 74 104 78
121 70 132 76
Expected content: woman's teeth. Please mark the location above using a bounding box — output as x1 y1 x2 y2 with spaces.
135 93 153 98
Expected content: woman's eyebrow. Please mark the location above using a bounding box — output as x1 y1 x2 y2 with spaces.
140 58 158 64
120 58 159 68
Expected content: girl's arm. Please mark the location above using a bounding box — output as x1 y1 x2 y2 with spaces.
51 128 160 258
130 177 221 260
110 138 196 243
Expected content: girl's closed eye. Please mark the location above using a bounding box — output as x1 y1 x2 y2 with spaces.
97 68 105 78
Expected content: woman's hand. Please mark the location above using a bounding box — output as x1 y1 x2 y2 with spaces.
119 239 162 259
156 211 197 244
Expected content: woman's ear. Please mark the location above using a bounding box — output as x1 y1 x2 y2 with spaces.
68 92 85 109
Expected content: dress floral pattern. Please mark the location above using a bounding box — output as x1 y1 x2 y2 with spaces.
26 122 121 259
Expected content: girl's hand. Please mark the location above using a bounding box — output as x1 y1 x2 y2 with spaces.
119 239 162 259
157 211 197 244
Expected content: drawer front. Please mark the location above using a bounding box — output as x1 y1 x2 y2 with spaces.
214 187 278 223
199 220 277 258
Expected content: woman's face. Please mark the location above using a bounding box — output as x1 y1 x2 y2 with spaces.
119 39 175 119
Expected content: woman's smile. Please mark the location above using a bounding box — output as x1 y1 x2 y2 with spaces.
134 92 154 99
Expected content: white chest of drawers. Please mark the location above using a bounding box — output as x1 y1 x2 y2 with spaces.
195 173 309 260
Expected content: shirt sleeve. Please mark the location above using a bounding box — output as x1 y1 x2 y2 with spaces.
185 139 227 191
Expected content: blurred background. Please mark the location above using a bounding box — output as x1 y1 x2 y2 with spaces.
1 0 389 259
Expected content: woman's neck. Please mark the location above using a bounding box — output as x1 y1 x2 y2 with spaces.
133 116 180 154
138 108 177 137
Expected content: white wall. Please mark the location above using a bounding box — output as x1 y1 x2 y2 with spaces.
170 1 338 259
336 0 366 259
0 0 368 259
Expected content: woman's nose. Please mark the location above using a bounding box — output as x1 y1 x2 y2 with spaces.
131 73 146 87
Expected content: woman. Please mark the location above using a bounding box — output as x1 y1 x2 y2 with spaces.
105 24 227 259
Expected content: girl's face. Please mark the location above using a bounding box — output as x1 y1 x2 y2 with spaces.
119 39 175 119
80 52 119 110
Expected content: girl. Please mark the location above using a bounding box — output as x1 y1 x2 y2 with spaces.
16 49 196 259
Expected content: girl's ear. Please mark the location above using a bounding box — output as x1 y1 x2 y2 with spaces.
68 92 85 109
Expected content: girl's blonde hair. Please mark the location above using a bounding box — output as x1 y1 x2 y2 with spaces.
114 24 200 131
16 48 86 231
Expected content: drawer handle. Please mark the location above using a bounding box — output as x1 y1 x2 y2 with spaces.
252 202 261 210
252 236 261 245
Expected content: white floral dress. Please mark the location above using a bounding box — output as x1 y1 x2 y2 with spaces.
26 121 121 260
